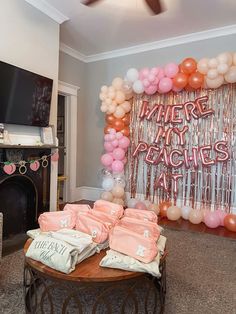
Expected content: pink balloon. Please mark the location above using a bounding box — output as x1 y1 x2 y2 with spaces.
157 68 165 80
145 84 157 95
142 78 150 87
111 139 119 147
109 128 116 135
119 136 130 149
164 63 179 78
150 67 159 76
104 142 114 152
113 147 125 160
148 74 155 82
139 67 149 80
122 157 127 164
111 160 124 173
216 210 227 226
135 201 147 211
158 77 173 93
204 211 220 228
101 153 113 166
104 134 111 141
153 77 159 85
116 132 123 139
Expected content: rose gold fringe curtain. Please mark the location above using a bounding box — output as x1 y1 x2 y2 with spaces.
126 84 236 213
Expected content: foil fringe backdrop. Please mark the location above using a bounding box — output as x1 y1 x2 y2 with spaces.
126 84 236 213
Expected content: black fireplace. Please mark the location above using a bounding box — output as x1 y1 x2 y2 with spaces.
0 147 51 240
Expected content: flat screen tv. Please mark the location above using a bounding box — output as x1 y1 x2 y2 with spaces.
0 60 53 127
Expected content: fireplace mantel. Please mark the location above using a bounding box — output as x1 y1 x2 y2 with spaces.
0 144 59 149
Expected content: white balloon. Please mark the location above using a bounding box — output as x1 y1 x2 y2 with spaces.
102 177 115 191
126 68 139 83
132 80 144 94
127 198 138 208
181 206 192 220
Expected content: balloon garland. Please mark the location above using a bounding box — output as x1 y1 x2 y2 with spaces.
98 51 236 232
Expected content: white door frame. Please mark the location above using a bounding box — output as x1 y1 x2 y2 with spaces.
58 81 80 202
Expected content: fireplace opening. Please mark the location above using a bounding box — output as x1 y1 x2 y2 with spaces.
0 147 51 253
0 175 37 239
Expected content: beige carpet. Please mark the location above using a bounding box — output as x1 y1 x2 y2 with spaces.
0 228 236 314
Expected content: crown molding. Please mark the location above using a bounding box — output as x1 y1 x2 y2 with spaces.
60 43 87 63
24 0 69 24
60 25 236 63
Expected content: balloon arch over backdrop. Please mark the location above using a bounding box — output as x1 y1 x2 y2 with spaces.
98 52 236 232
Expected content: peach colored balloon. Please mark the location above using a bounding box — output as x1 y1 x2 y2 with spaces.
111 185 125 198
101 85 108 93
159 201 172 217
101 191 113 202
189 209 203 224
233 52 236 66
217 52 233 66
115 91 126 104
113 198 124 206
167 206 181 221
205 75 224 88
224 66 236 83
208 58 218 69
112 77 123 90
197 58 209 74
149 203 160 215
114 106 126 119
121 101 131 113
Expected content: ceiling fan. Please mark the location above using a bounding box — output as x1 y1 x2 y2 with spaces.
82 0 164 15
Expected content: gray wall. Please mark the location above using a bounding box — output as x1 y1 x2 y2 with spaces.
59 34 236 189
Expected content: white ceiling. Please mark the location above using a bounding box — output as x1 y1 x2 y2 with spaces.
29 0 236 58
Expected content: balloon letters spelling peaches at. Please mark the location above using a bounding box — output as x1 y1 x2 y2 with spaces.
132 95 230 196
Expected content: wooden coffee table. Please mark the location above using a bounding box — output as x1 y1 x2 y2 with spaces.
23 238 167 313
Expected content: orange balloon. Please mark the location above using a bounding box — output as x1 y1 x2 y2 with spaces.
122 113 130 126
188 71 204 89
112 119 125 131
181 58 197 75
104 125 112 134
173 72 188 89
224 214 236 232
159 201 172 217
121 126 130 137
184 84 195 92
105 114 115 125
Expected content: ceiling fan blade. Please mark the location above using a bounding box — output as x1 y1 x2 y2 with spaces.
145 0 163 14
83 0 101 5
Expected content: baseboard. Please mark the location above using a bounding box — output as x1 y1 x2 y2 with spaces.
72 186 103 202
71 186 145 203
